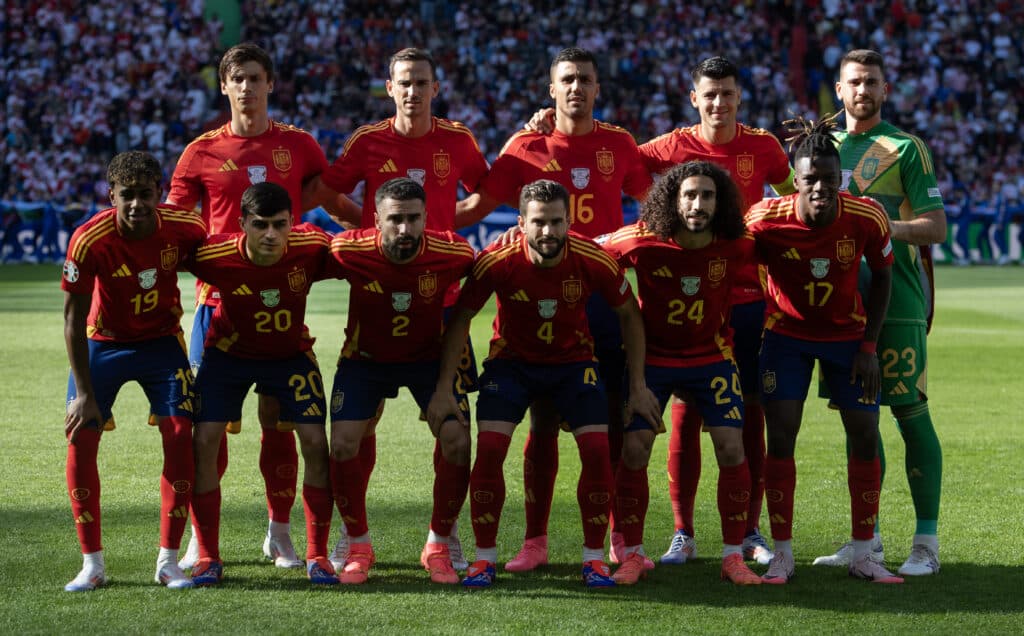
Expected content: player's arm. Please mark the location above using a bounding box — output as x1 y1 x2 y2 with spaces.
63 291 102 442
851 263 892 398
302 175 361 226
888 209 946 245
524 107 556 134
769 167 796 196
612 294 663 430
426 306 477 429
454 188 504 229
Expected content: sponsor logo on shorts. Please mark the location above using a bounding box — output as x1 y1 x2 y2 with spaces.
331 390 345 414
762 371 777 394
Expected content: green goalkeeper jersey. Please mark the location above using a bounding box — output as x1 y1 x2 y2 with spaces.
836 121 945 326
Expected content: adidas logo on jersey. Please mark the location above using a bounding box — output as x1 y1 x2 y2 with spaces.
218 159 238 172
652 266 672 278
232 285 253 295
724 406 743 421
782 248 801 260
364 281 383 293
379 159 397 173
542 159 562 172
510 289 530 302
111 264 132 277
302 403 323 417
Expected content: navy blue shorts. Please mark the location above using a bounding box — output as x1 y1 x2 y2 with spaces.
194 348 327 425
627 359 744 432
729 300 765 397
188 303 214 373
330 358 468 422
759 330 879 411
66 335 194 427
476 358 607 429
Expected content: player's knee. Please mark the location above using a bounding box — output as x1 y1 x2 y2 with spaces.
440 430 471 466
329 435 360 462
711 431 745 466
621 432 653 470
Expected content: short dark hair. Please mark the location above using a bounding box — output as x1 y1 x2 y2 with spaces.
389 47 437 80
240 182 291 218
375 177 426 207
691 56 740 85
840 49 885 77
640 161 745 240
784 112 841 165
550 47 598 76
107 151 162 189
219 42 274 83
519 179 569 215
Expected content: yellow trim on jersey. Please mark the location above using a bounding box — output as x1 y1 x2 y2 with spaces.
69 216 116 262
424 234 474 257
568 236 620 276
471 242 521 278
341 120 391 155
435 118 485 153
498 129 537 156
288 232 330 247
195 239 238 263
841 197 891 235
331 235 377 253
594 120 635 137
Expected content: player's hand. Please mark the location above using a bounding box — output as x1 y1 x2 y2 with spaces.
491 225 522 247
426 390 467 431
850 351 881 404
65 394 103 442
625 386 664 433
524 108 556 134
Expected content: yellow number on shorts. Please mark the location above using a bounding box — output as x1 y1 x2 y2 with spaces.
392 315 410 337
710 373 741 405
803 281 834 307
537 321 554 344
174 367 194 397
288 370 324 401
570 193 594 224
130 290 159 314
667 299 705 325
582 366 598 386
880 346 917 378
255 310 293 333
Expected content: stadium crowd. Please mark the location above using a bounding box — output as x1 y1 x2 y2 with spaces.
2 0 1023 262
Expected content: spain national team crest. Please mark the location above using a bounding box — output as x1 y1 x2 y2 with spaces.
736 154 755 180
392 291 412 312
538 299 558 319
161 247 178 271
260 289 280 307
433 152 451 180
273 148 292 172
836 239 856 264
680 276 700 296
861 157 879 180
762 370 777 394
407 168 426 185
138 268 157 290
247 165 267 184
571 167 590 189
418 273 438 298
809 258 830 279
562 279 582 303
596 150 614 176
288 268 307 292
708 258 727 283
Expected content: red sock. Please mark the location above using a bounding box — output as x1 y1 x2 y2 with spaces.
302 483 333 559
575 432 613 550
329 457 367 537
67 426 102 553
192 488 221 560
359 434 377 495
717 459 752 546
614 464 648 547
216 432 228 479
764 454 795 542
469 431 511 550
523 430 558 539
158 416 193 550
742 403 766 533
848 456 882 540
431 450 470 536
667 401 701 535
260 428 298 523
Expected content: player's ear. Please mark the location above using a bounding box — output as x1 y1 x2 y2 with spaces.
386 79 394 97
690 89 698 109
549 83 556 100
268 79 274 94
108 189 115 206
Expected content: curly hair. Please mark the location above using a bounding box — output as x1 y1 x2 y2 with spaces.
106 151 162 189
640 161 744 240
519 179 569 215
784 111 842 164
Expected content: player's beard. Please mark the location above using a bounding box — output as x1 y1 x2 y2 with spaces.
382 234 422 262
847 97 881 121
528 235 565 261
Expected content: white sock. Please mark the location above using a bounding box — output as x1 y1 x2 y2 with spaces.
852 539 872 559
157 547 178 566
476 547 498 564
268 520 290 536
773 539 792 556
582 547 604 563
722 544 743 558
349 532 371 544
427 530 448 544
913 534 939 552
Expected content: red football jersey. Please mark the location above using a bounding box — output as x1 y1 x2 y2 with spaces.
640 123 793 305
62 205 207 342
188 223 330 359
745 192 893 341
458 232 632 364
169 121 328 308
604 222 754 367
482 121 652 238
320 117 489 231
326 228 474 363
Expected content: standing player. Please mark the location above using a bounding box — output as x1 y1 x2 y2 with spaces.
602 161 760 586
457 47 653 571
324 177 475 585
745 115 901 585
168 42 344 570
185 182 335 587
638 57 794 566
311 47 489 570
62 151 206 591
427 180 661 589
814 49 947 576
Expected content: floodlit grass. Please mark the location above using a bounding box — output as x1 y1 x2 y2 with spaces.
0 265 1022 634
